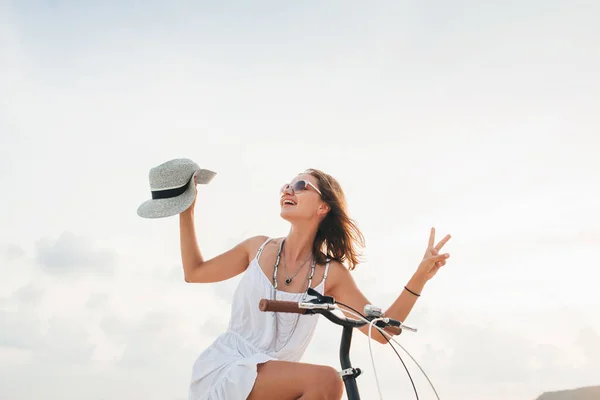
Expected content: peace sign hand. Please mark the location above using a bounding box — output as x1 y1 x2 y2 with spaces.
417 227 451 281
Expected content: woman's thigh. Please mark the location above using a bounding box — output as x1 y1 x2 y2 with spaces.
247 360 343 400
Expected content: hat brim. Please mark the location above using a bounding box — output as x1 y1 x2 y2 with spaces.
194 169 217 184
137 178 196 219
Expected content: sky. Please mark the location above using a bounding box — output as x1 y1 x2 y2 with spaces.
1 0 599 399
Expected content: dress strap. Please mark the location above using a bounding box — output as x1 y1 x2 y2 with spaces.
255 237 272 263
319 259 331 292
323 259 331 281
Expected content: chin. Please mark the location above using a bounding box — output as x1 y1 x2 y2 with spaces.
279 206 294 222
279 205 303 222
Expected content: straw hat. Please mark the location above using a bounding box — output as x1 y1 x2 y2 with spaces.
137 158 216 218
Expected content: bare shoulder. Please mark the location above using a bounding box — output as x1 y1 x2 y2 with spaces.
243 235 270 249
241 235 271 260
327 259 348 275
326 260 357 294
253 236 285 253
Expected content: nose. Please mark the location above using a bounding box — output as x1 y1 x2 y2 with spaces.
281 184 294 195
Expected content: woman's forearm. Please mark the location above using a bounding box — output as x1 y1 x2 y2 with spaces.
384 272 428 325
179 209 204 279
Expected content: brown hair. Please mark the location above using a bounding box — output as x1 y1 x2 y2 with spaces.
305 168 365 271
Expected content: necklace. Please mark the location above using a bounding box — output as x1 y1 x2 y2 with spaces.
283 249 313 285
271 238 316 352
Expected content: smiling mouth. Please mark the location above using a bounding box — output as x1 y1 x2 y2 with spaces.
282 199 296 206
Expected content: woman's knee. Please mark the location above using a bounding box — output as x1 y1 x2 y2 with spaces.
249 361 343 400
316 365 344 400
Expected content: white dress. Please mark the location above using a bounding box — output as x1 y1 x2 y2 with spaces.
188 238 330 400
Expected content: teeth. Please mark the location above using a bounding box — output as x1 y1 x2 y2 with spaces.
284 200 295 205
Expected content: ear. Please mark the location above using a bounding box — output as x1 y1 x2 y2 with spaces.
317 201 330 217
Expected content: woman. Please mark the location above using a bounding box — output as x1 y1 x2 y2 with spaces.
181 168 451 400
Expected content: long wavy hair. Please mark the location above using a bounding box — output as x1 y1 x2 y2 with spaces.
305 168 365 271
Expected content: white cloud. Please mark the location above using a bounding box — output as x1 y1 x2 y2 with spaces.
35 232 116 276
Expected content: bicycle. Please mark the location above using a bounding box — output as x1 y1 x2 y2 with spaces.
259 287 431 400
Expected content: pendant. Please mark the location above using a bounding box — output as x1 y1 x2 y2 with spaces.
285 278 292 285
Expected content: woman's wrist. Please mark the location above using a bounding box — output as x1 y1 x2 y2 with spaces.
405 272 427 296
180 207 195 219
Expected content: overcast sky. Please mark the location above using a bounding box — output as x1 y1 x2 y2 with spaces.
1 1 599 399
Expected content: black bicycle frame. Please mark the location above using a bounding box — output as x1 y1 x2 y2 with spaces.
340 325 361 399
316 302 366 400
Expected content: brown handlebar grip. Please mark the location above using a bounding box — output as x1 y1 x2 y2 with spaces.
259 299 307 314
384 325 402 336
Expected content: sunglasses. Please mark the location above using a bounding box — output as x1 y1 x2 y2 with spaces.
280 180 323 196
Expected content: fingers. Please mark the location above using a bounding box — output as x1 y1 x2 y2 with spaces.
431 247 441 268
425 242 449 270
428 227 435 248
431 253 449 262
431 247 444 268
426 229 451 265
434 234 451 251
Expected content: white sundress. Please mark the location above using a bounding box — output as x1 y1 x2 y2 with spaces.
188 238 331 400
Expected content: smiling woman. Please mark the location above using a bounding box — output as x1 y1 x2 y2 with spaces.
178 168 451 400
280 169 364 272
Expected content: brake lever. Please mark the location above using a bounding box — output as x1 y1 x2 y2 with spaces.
306 287 335 304
376 318 418 333
365 304 418 333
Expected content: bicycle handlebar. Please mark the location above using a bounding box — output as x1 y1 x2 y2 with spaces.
258 298 403 336
259 299 307 314
258 292 417 400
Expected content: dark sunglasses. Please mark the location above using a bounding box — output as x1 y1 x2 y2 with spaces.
280 180 323 196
